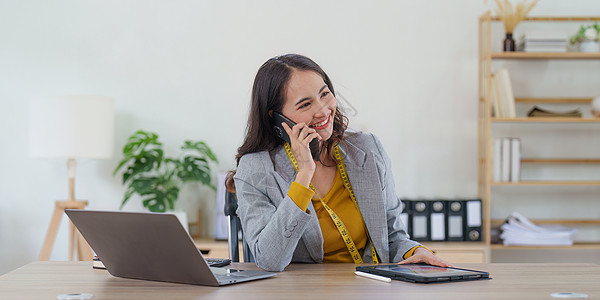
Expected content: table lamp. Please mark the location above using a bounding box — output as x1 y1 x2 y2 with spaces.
29 95 114 261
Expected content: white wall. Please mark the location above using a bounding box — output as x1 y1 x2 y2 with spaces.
1 0 599 274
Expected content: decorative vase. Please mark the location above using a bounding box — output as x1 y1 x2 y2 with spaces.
579 41 600 52
503 33 516 52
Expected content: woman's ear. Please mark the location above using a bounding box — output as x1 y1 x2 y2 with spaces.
268 110 273 118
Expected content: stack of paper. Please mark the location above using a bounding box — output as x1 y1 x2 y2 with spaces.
518 31 568 52
500 212 577 246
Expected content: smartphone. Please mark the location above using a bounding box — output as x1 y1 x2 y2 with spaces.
271 111 320 161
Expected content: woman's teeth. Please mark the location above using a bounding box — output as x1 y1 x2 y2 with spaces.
310 117 329 128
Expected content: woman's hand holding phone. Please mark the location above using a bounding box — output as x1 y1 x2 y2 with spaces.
281 122 321 188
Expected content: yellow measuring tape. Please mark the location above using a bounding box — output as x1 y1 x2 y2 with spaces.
283 142 379 264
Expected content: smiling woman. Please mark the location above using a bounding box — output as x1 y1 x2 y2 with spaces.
225 54 449 272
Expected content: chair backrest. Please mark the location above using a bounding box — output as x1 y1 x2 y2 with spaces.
224 191 254 262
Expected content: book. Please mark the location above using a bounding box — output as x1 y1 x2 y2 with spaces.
527 106 582 118
518 31 568 52
510 138 521 183
490 75 501 117
493 138 502 182
493 68 516 118
501 137 511 182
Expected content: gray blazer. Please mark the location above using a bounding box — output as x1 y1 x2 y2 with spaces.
234 131 420 272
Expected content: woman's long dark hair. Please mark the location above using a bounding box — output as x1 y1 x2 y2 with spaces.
226 54 348 192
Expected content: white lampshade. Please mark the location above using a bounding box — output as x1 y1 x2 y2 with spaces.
29 95 115 159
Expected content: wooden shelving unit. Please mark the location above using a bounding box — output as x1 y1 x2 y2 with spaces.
478 12 600 254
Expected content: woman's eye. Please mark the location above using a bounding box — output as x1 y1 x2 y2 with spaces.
299 102 310 109
321 91 330 98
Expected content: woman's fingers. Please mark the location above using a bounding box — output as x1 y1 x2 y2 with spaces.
397 256 418 265
283 122 319 145
281 122 293 137
397 249 452 268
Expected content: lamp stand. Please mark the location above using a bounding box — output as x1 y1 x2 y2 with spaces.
39 159 93 261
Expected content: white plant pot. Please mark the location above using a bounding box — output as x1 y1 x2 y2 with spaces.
579 41 600 52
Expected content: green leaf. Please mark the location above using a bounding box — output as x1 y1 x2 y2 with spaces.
120 187 136 209
113 156 132 176
165 186 179 210
130 177 157 195
142 193 167 213
123 130 161 155
182 140 218 163
177 156 210 182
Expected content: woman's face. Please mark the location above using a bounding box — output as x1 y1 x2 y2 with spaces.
280 70 337 142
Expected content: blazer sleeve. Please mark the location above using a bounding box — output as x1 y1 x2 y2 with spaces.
370 134 421 262
233 153 314 272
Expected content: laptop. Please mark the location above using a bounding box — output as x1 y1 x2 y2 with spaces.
65 209 276 286
356 264 490 283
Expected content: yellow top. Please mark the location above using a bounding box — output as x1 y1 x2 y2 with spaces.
288 172 421 262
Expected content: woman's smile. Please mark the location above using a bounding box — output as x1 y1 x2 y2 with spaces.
309 115 331 130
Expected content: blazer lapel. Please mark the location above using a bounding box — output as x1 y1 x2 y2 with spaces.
339 141 388 262
270 146 325 263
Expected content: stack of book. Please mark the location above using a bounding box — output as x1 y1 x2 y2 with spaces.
518 31 568 52
500 212 576 246
490 68 516 118
493 137 521 183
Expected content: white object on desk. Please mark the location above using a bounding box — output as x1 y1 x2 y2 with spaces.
56 293 94 300
550 292 588 299
354 271 391 283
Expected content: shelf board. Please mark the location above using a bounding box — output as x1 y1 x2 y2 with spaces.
479 97 593 104
492 117 600 123
521 158 600 164
491 219 600 226
491 243 600 250
492 181 600 186
490 52 600 59
515 97 593 104
488 16 600 22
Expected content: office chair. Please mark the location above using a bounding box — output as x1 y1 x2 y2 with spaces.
224 191 254 262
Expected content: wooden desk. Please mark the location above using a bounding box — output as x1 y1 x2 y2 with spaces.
1 262 599 299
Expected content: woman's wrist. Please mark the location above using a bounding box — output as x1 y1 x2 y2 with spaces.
295 169 314 188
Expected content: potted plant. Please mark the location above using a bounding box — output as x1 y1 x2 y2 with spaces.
113 130 218 213
570 22 600 52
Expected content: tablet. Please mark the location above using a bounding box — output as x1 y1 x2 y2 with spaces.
355 264 490 283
